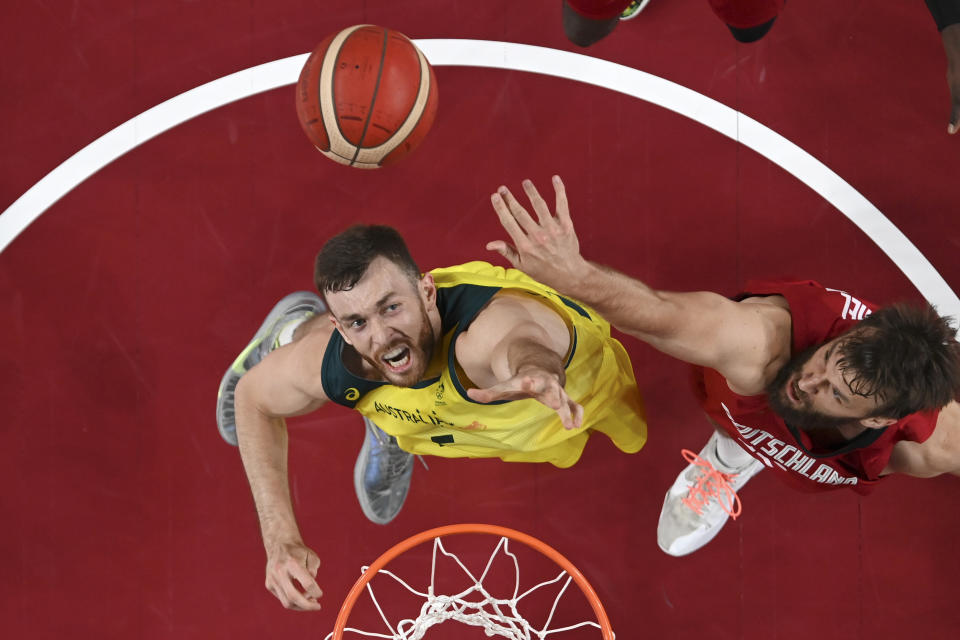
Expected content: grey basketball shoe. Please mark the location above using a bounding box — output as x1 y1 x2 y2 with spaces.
657 431 764 556
354 417 414 524
216 291 325 446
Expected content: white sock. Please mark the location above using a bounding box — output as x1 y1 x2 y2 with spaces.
276 315 311 347
715 433 755 470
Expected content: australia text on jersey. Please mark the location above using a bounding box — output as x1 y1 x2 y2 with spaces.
373 400 455 428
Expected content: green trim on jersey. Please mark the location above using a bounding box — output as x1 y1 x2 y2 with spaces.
321 281 499 408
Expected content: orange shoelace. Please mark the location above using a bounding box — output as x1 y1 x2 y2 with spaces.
679 449 744 520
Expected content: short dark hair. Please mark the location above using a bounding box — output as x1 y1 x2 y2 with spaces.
314 225 421 297
836 303 960 419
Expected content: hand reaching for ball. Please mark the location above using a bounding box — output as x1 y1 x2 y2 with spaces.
487 176 592 293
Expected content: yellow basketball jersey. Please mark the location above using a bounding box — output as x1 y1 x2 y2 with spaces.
321 261 646 468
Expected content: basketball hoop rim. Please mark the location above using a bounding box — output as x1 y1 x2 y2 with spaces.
332 523 614 640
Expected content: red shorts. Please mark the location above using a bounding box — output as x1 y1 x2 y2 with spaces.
707 0 785 29
564 0 633 21
567 1 785 29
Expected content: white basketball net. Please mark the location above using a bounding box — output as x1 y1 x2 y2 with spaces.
325 535 610 640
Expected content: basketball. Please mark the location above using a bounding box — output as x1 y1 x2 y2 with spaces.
295 25 439 169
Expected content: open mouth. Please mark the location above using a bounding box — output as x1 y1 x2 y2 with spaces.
381 345 412 372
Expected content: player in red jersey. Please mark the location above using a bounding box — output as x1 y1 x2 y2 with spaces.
564 0 960 135
487 175 960 556
562 0 784 48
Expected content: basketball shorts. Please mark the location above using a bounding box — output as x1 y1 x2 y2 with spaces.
567 1 785 30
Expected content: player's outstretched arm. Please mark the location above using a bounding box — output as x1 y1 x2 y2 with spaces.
234 332 331 611
487 177 787 387
883 401 960 477
458 293 583 430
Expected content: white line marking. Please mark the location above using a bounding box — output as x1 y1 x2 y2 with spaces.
2 39 956 318
0 55 306 255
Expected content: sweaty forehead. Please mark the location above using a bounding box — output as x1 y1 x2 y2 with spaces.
326 258 418 316
824 341 855 382
831 352 884 408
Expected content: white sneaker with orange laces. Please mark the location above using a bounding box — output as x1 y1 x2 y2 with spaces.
657 432 764 556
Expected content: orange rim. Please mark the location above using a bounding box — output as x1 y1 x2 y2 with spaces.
332 523 614 640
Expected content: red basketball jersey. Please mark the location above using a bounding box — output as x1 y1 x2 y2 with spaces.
693 280 939 495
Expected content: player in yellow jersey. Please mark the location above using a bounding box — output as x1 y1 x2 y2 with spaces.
216 224 646 611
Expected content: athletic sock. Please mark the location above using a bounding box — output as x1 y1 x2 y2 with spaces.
276 315 311 347
715 433 756 470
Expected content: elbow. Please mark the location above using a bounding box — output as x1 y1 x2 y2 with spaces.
233 375 276 445
234 375 254 419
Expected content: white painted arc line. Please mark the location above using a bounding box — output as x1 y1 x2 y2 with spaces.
1 39 956 320
417 40 960 320
0 54 309 257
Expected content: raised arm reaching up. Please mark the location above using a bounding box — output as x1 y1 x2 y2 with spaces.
487 176 791 395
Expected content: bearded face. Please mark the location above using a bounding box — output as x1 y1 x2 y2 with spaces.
764 339 888 432
765 345 853 431
326 256 440 387
355 295 436 386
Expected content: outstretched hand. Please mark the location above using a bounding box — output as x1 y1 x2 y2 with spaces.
265 540 323 611
467 366 584 430
487 176 591 292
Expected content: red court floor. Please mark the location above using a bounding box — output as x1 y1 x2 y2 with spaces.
2 1 958 638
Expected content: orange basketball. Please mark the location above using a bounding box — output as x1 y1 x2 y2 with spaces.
295 25 439 169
